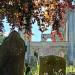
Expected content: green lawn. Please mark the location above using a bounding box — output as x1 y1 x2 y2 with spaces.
31 65 75 75
31 63 39 75
66 66 75 73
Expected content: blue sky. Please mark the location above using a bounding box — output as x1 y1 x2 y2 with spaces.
2 17 10 32
2 17 52 41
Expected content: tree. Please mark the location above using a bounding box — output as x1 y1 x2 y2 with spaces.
0 0 74 42
0 31 26 75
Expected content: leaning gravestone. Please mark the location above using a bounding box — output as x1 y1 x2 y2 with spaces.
0 31 26 75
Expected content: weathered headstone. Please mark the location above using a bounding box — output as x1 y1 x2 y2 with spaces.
39 55 66 75
0 31 26 75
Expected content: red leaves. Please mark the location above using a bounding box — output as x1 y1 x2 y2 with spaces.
51 30 56 42
51 30 64 42
58 32 64 41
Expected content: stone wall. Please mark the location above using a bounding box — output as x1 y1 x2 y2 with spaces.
30 42 67 58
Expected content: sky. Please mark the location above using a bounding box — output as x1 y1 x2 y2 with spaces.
2 17 52 41
2 17 10 36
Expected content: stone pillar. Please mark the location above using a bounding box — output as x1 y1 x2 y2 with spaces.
67 9 75 64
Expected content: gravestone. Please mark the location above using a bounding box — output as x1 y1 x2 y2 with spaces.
0 31 26 75
39 55 66 75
